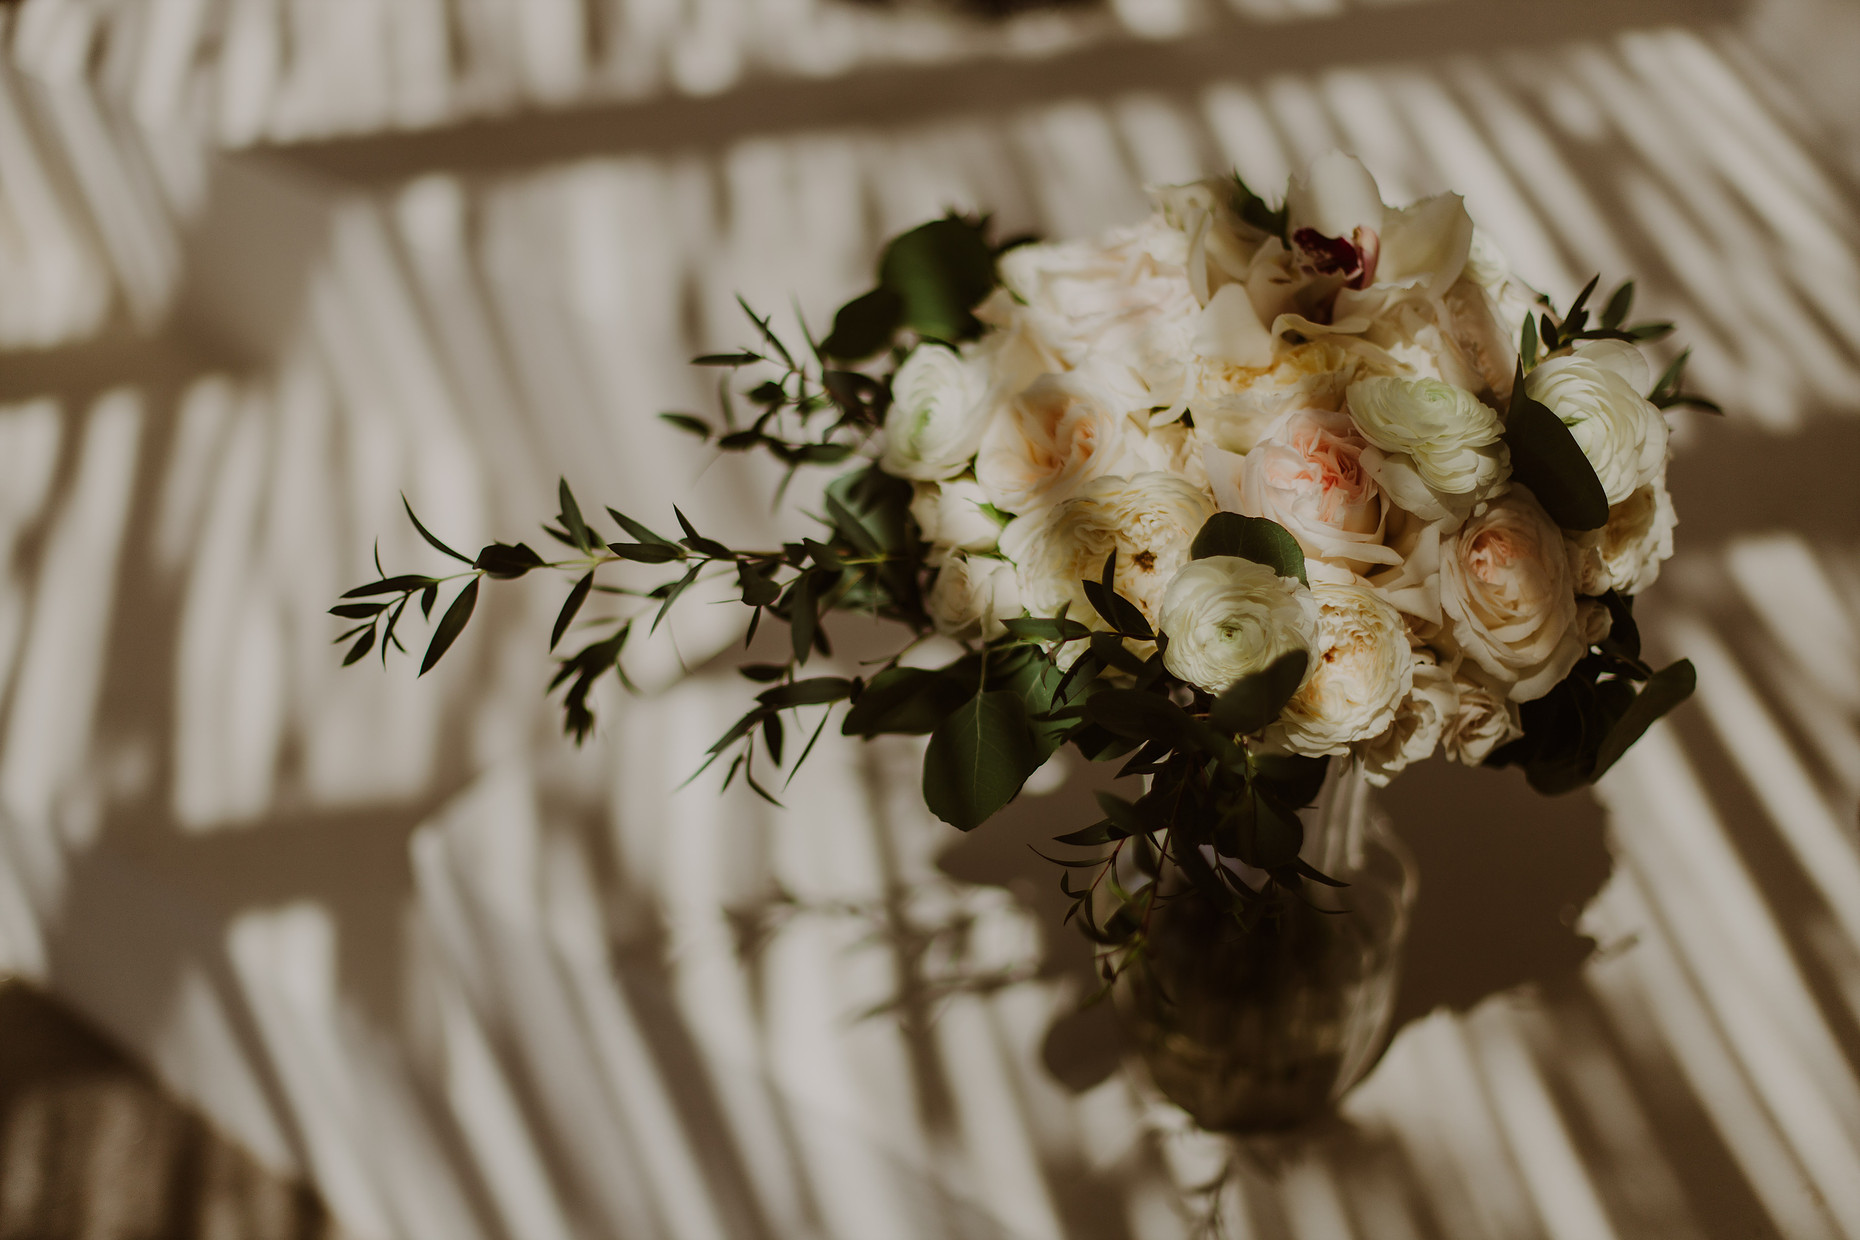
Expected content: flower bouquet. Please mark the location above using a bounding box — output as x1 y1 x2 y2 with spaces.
337 153 1709 1131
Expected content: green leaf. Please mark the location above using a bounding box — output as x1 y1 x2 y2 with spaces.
605 508 678 549
738 663 789 683
1250 751 1330 810
342 574 437 598
842 665 973 736
659 412 711 439
922 691 1044 831
1504 364 1610 531
1627 321 1674 342
1189 512 1307 585
342 628 376 666
475 542 546 579
330 601 388 619
879 217 997 343
673 507 733 560
692 352 759 366
1082 578 1151 639
608 541 684 564
558 478 595 552
1601 280 1634 330
1231 173 1288 237
1520 312 1539 371
1590 659 1696 778
757 676 856 709
421 578 479 675
1210 650 1310 735
1000 615 1093 644
551 572 595 650
737 561 780 607
789 572 818 665
820 287 904 361
989 646 1078 756
1235 785 1303 870
761 713 785 766
1081 688 1190 747
420 583 438 618
403 496 473 564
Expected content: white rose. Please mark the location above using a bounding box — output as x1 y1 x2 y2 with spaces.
1439 490 1584 701
1000 471 1215 635
880 344 1000 481
1443 673 1522 765
926 554 1021 642
1566 477 1676 597
1524 341 1668 506
975 373 1141 516
1237 408 1402 575
1271 583 1414 756
1345 375 1509 508
1358 651 1459 786
910 479 1003 555
1156 556 1318 696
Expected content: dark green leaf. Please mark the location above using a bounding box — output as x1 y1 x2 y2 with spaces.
1250 752 1330 810
420 583 438 618
1081 579 1151 639
651 564 702 634
608 541 684 564
1520 312 1539 371
1628 321 1674 341
659 412 711 438
421 578 479 675
330 602 388 619
475 541 546 579
1231 173 1288 237
922 691 1044 831
790 572 818 665
738 663 789 683
1210 650 1310 735
1189 513 1307 585
820 287 903 361
551 572 595 650
757 677 857 709
1590 659 1696 778
1601 280 1634 330
842 665 973 736
692 352 759 366
342 574 437 598
1000 615 1093 644
605 508 678 549
879 217 997 343
1504 364 1610 531
558 478 595 552
403 496 473 564
738 561 780 607
761 713 785 767
673 507 733 559
342 628 376 666
1081 688 1190 746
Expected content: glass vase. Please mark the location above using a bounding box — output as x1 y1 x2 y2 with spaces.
1118 764 1417 1133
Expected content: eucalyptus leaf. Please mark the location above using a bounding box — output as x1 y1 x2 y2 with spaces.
842 665 972 736
421 578 480 676
475 541 546 579
922 690 1044 831
879 217 996 343
551 572 594 650
821 287 904 360
1503 365 1610 531
403 496 473 564
1210 650 1310 735
757 676 857 709
1189 513 1307 584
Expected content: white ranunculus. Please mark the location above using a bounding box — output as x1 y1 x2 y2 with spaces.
1346 375 1509 504
1000 471 1215 635
1524 341 1668 506
911 479 1004 555
1566 477 1677 597
974 373 1142 516
1271 583 1415 756
1156 556 1318 696
1358 651 1459 786
1238 408 1402 575
881 343 999 481
1444 673 1523 765
1439 489 1584 701
927 553 1021 642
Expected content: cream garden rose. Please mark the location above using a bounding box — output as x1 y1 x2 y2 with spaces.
910 479 1003 555
1237 408 1402 575
1523 341 1668 506
1444 673 1522 764
975 373 1141 516
1272 583 1414 756
1358 652 1459 786
1439 490 1585 701
1000 471 1215 635
1157 556 1318 695
1567 478 1676 596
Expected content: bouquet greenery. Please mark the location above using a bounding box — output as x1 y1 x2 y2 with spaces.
337 154 1706 997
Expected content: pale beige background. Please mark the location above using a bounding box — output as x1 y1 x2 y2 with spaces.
0 0 1857 1236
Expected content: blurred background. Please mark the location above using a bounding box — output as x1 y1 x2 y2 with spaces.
0 0 1857 1235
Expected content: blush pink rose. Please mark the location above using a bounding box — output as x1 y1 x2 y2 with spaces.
1236 408 1402 575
